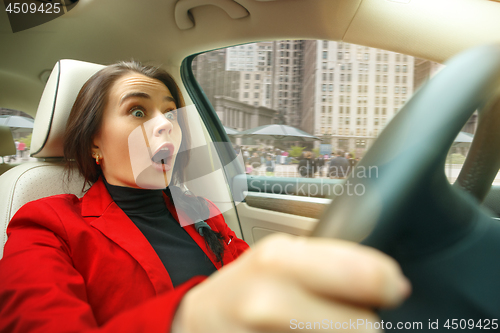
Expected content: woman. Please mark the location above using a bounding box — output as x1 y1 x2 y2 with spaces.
0 62 410 333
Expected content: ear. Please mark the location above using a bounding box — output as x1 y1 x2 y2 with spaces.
91 135 101 157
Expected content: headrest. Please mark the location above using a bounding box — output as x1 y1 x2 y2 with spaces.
0 126 16 157
31 59 105 158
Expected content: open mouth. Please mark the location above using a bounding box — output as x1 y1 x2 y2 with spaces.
151 143 175 172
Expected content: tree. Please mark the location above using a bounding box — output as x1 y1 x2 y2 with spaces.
288 146 305 158
18 133 32 149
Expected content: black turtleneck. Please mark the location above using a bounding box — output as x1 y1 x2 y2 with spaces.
103 179 217 287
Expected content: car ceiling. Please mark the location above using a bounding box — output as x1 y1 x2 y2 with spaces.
1 0 500 117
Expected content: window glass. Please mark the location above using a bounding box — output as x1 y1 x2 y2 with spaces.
0 108 34 169
192 41 475 185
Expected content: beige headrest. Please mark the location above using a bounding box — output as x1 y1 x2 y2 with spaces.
0 126 16 157
31 60 105 158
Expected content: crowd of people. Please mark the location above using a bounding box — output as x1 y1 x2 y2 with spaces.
239 146 359 178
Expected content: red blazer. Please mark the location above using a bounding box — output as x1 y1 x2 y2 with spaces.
0 178 249 333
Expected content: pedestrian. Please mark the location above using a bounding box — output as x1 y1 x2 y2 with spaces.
328 150 350 179
245 161 253 175
248 152 261 174
265 155 275 176
347 153 357 175
298 151 315 178
18 141 26 158
315 154 325 177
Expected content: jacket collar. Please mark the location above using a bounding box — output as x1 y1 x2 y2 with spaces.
81 178 221 294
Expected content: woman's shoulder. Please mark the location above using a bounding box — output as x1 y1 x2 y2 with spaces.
21 193 81 209
202 197 222 216
14 193 83 222
8 193 84 242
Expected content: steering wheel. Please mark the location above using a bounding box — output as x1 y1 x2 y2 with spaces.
312 44 500 326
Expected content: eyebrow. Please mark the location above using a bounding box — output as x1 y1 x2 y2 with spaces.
119 92 175 106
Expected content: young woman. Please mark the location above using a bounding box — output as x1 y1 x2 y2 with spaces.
0 62 411 333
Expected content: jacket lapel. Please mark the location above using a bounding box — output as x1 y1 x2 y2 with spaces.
81 178 174 294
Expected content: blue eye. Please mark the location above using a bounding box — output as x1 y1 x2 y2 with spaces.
131 109 145 118
165 110 177 121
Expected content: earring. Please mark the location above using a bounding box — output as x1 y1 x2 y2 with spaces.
92 153 101 165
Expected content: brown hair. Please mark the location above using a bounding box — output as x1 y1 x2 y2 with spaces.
63 61 190 191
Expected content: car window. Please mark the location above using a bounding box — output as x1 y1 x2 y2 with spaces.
0 108 34 168
191 40 487 188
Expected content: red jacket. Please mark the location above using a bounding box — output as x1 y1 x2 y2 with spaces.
0 178 249 333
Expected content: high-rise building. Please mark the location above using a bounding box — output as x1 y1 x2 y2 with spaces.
195 41 304 129
270 40 304 127
192 48 277 131
414 58 444 91
413 59 477 134
224 41 304 126
191 49 240 106
194 40 417 155
302 41 414 155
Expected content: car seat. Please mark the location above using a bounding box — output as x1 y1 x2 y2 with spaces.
0 59 104 258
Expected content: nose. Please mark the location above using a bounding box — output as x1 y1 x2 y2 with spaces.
153 113 173 137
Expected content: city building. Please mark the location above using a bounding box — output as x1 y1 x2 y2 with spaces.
302 41 414 156
193 45 278 132
414 58 444 91
414 59 477 134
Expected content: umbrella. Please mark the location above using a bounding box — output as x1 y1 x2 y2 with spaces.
0 115 34 129
238 124 320 142
223 126 240 136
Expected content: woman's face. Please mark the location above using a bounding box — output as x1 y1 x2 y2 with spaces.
92 73 182 189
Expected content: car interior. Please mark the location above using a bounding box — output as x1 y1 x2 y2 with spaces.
2 0 500 328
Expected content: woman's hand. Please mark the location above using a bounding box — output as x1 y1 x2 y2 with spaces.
172 234 411 333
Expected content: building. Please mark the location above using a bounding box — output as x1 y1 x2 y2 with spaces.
414 58 444 91
212 96 276 130
193 49 278 132
413 59 477 134
302 41 415 156
225 41 305 127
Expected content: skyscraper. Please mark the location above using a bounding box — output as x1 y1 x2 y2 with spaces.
302 41 414 155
